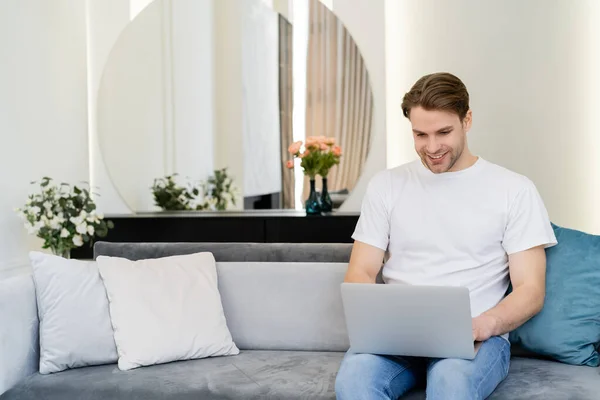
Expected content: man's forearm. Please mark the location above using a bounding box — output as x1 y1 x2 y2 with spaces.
344 268 377 283
482 284 544 336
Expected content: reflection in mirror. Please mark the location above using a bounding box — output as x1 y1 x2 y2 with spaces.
96 0 373 213
294 0 373 212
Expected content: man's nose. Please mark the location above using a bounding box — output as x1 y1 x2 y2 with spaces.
426 138 442 154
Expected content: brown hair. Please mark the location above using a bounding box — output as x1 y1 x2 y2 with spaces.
401 72 470 121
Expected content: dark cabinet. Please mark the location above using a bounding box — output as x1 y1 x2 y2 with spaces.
71 210 360 259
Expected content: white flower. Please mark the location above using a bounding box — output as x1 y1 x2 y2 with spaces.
43 201 52 210
70 216 83 225
27 220 43 234
26 223 37 235
47 211 54 218
29 206 41 215
76 223 88 235
60 228 69 238
49 217 61 230
72 235 83 247
87 225 94 236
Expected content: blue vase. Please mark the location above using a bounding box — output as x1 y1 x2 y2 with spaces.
320 177 333 213
305 179 322 215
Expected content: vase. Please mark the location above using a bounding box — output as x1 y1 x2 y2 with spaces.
305 179 322 215
320 177 333 213
52 248 70 259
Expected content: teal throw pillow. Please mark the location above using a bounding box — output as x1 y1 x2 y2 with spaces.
509 223 600 366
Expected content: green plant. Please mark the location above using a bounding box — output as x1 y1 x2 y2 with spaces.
202 168 238 211
15 177 114 257
151 169 239 211
151 174 206 211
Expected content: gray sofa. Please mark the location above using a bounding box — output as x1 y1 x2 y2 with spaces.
1 242 599 399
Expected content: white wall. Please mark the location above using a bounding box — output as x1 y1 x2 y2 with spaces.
0 0 89 278
385 0 600 234
331 0 387 211
130 0 154 20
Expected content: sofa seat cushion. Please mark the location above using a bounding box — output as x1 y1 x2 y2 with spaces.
2 352 599 400
404 357 600 400
0 350 341 400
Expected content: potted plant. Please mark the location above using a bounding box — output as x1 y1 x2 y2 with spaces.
15 177 114 258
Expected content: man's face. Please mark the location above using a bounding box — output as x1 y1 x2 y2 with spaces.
409 106 472 174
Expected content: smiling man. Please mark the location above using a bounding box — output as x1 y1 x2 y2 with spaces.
335 72 557 399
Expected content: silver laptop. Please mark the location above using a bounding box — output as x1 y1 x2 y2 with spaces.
340 282 476 360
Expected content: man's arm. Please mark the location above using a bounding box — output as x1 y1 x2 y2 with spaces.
343 241 385 283
472 245 546 341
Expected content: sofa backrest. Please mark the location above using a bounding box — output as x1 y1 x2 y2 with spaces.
94 242 353 263
217 261 350 351
94 242 354 352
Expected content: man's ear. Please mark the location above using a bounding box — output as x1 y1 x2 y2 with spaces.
463 109 473 132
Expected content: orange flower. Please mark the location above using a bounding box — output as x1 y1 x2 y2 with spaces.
299 150 310 158
320 143 328 150
325 137 335 145
285 160 294 169
332 146 342 156
288 141 302 154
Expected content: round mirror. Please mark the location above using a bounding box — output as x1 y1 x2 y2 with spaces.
96 0 374 212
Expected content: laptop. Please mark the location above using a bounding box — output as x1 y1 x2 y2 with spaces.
340 282 476 360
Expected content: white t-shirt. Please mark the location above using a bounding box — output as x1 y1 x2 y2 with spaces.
352 157 557 323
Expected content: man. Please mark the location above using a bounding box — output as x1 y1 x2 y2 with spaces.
334 72 557 399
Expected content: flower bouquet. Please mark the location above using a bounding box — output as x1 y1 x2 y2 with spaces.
286 136 342 214
15 177 114 258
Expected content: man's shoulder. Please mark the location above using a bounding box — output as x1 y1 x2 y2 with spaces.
364 161 418 197
480 159 534 189
385 159 421 180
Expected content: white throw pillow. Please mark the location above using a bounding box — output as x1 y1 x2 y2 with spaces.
96 252 239 371
29 251 118 374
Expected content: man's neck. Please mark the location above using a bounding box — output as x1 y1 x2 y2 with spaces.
448 152 478 172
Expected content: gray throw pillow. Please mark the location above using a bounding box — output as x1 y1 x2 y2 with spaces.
29 251 117 374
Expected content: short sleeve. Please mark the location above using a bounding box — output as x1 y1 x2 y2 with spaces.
351 171 391 251
502 178 557 255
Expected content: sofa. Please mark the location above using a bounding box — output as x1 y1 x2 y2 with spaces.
1 241 599 399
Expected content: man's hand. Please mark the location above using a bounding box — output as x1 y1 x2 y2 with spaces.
472 314 499 342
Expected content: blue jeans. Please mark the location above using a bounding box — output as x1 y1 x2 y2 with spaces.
335 336 510 400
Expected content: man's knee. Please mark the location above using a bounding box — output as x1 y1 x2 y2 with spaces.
335 353 408 399
426 359 478 400
335 353 379 397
